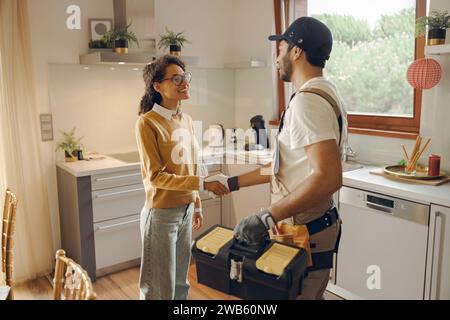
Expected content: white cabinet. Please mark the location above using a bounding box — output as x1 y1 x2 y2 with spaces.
426 205 450 300
222 164 271 228
92 184 145 223
57 166 145 281
94 214 141 275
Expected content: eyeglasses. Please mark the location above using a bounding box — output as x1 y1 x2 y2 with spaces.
161 72 192 86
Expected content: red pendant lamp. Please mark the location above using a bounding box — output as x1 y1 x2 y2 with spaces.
407 58 442 90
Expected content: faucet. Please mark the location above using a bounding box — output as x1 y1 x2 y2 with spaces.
343 145 357 162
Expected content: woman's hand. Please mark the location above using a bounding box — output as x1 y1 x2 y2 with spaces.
204 181 230 196
193 197 203 231
192 211 203 231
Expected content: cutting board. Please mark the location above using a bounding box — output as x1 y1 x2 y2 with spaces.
370 168 450 186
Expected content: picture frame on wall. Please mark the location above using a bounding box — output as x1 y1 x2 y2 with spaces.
89 19 113 41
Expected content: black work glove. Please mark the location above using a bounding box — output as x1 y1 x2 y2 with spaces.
233 210 276 247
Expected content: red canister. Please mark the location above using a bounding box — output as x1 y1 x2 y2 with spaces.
428 155 441 177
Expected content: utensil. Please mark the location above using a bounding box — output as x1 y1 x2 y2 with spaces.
402 136 431 173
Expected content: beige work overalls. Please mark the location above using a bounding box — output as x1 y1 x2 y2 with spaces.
271 88 343 300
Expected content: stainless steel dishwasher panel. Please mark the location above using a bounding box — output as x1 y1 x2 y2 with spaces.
336 186 430 300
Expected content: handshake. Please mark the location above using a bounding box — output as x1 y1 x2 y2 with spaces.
203 174 240 198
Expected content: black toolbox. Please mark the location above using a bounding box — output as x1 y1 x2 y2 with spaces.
192 225 309 300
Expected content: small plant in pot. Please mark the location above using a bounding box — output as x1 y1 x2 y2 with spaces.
55 127 84 162
102 22 139 54
158 27 191 57
416 10 450 45
88 39 111 53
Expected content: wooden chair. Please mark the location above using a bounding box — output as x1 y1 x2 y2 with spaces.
52 250 97 300
1 188 18 300
52 249 96 300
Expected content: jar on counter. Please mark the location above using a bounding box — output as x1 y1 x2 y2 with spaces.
428 154 441 176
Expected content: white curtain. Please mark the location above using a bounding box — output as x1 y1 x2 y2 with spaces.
0 0 54 283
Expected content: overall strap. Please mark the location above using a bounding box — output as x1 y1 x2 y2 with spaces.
298 88 343 147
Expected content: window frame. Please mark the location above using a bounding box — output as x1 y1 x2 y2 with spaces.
271 0 427 140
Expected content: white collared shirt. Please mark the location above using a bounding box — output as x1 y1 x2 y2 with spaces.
152 103 181 121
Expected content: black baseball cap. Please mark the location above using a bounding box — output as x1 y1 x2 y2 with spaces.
269 17 333 61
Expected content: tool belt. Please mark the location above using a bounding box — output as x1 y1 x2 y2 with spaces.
304 206 342 273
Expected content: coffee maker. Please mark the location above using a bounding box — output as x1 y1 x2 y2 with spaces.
245 115 269 151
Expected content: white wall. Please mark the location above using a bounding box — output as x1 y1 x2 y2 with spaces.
154 0 235 68
231 0 277 132
127 0 156 51
28 0 115 256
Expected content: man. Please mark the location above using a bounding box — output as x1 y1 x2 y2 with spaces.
207 16 347 300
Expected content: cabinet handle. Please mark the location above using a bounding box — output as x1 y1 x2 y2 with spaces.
95 219 140 232
94 173 141 182
430 211 443 300
94 187 145 199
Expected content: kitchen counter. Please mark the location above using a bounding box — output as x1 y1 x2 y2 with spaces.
57 146 273 178
56 155 140 178
343 166 450 208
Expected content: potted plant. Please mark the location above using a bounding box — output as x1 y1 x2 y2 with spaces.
158 27 191 56
55 127 84 162
88 39 110 53
102 22 139 54
416 10 450 45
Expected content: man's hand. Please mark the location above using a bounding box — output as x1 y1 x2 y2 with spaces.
233 210 276 246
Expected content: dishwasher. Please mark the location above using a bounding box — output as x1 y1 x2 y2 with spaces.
336 186 430 300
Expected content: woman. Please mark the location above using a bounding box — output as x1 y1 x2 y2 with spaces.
136 55 229 300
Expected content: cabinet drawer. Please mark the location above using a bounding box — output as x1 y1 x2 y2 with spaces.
91 169 142 191
92 184 145 223
94 215 142 270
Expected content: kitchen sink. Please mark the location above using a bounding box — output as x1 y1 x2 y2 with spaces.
342 161 364 173
108 152 140 164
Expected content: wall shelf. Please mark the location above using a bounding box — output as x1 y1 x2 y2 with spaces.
425 44 450 55
80 52 200 66
80 52 156 65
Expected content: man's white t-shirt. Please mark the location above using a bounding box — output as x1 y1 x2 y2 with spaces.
274 76 347 196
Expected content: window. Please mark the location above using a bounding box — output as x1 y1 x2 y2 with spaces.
272 0 426 139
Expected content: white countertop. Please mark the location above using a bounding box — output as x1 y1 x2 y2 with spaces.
343 166 450 208
57 146 273 178
57 156 140 178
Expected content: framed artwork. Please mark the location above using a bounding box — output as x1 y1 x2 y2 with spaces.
89 19 113 41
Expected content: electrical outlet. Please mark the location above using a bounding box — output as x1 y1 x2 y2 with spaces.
40 114 54 142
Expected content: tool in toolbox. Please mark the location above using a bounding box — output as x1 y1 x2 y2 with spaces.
192 225 310 300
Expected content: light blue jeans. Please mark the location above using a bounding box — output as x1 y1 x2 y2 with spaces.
139 203 194 300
